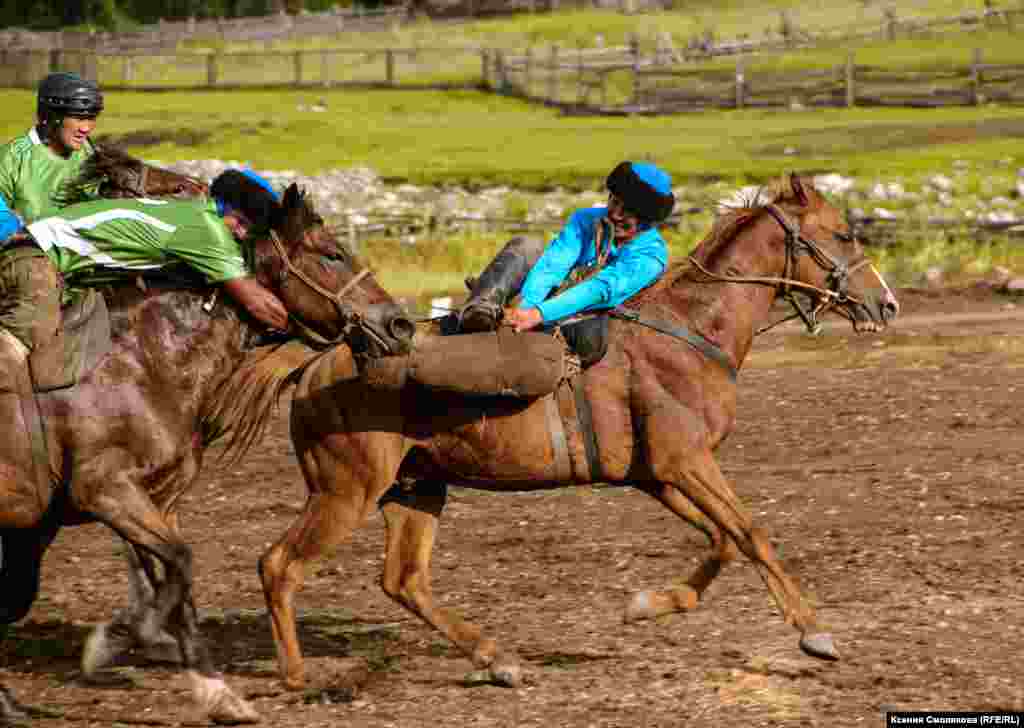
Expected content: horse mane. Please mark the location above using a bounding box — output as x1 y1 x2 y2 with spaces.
200 189 330 464
629 177 807 306
200 339 315 464
56 144 141 205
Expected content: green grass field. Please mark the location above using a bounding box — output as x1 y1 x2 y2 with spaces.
1 87 1020 190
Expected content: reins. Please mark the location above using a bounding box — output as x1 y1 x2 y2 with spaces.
269 229 377 349
688 203 870 336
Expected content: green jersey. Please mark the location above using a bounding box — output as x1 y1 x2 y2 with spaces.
0 127 94 225
26 197 250 284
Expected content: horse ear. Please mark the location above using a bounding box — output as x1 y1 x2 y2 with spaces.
283 183 301 210
789 173 810 207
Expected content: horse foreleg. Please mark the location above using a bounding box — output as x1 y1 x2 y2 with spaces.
260 487 376 691
379 483 522 687
667 449 838 661
80 477 257 724
624 483 738 623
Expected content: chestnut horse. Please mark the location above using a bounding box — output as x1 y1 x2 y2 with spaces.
259 174 900 691
0 185 412 723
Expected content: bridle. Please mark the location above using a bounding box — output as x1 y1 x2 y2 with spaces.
688 203 871 335
268 229 380 349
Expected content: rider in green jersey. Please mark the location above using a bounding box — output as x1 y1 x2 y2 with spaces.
0 170 289 390
0 72 103 240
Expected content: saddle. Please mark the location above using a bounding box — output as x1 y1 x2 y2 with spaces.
30 287 113 393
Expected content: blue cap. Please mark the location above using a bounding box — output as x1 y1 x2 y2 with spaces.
239 169 280 202
631 162 673 196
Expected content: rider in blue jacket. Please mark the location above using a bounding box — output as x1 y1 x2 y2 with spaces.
458 160 674 333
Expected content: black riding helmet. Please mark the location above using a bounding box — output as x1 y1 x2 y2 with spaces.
37 72 104 136
209 169 281 233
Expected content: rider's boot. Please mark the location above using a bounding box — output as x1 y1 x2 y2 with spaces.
457 236 547 333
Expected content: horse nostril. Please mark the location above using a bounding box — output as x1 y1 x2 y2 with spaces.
388 315 416 343
882 299 900 321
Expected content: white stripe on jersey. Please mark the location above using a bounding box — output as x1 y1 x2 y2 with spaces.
69 208 177 233
28 127 42 145
27 216 162 270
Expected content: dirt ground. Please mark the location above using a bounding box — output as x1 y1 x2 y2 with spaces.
3 284 1024 727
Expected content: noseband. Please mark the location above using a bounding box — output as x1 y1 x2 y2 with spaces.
268 229 380 350
688 203 870 335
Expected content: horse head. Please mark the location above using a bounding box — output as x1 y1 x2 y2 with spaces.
774 174 899 333
253 183 415 357
58 144 208 204
694 174 899 335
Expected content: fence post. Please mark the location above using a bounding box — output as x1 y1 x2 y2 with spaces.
496 50 507 93
481 49 491 89
884 9 898 41
548 44 559 103
123 55 134 85
735 56 745 109
294 50 303 86
970 47 983 105
576 42 585 104
845 51 855 107
525 46 533 97
630 34 640 105
321 48 329 87
48 48 60 73
385 49 395 85
207 53 219 87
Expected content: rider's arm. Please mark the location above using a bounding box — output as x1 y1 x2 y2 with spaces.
518 209 592 309
221 276 289 331
0 145 22 241
0 196 21 241
535 230 667 323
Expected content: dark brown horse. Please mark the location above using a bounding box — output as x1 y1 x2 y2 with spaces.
259 174 900 690
56 144 209 204
0 185 412 723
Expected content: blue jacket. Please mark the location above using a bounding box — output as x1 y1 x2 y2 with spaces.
0 196 21 241
520 206 668 323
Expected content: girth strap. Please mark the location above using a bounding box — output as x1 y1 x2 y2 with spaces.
571 376 602 483
610 306 738 382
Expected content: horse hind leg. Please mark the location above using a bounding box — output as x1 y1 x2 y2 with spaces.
624 484 738 623
666 449 839 661
379 481 522 687
79 476 257 724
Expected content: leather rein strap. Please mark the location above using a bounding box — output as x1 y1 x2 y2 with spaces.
688 203 870 335
609 306 738 382
269 229 371 348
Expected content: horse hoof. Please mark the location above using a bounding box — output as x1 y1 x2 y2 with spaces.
799 632 840 661
490 661 522 688
190 672 260 725
624 591 656 623
81 623 117 675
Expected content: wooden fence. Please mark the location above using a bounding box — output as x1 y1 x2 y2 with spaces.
485 46 1024 112
634 51 1024 111
0 45 489 91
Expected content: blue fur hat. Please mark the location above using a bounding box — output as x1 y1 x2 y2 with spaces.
607 161 675 224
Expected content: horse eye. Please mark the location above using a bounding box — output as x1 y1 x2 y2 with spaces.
834 231 854 243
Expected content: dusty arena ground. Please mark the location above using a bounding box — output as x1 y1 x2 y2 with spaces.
3 284 1023 727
